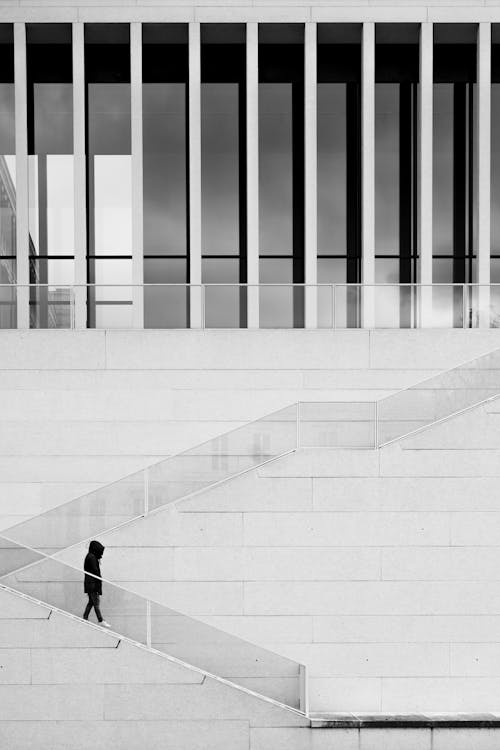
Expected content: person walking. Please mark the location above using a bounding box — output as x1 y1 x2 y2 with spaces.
83 540 111 628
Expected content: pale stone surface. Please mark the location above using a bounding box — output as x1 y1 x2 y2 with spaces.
313 476 500 512
381 547 500 581
432 729 500 750
381 677 500 712
31 642 204 684
0 649 30 684
451 644 500 676
242 512 449 547
4 329 500 722
309 677 381 713
312 615 500 644
0 720 250 750
359 729 431 750
251 727 359 750
271 643 449 677
103 679 309 727
0 684 105 719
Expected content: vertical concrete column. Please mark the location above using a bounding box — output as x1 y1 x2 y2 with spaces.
73 22 87 329
419 22 433 327
14 23 29 329
361 22 375 328
478 22 491 327
131 22 144 328
246 22 259 328
189 22 202 328
304 21 317 328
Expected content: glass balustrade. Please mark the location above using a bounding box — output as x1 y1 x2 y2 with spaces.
0 283 500 329
299 401 376 448
376 348 500 445
1 405 298 555
0 544 304 710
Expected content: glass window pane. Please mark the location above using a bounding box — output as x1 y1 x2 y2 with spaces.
28 155 74 257
33 83 73 155
259 83 293 256
492 85 500 255
0 84 15 155
202 258 239 283
144 257 186 284
144 286 189 329
317 83 346 255
95 304 133 329
318 257 346 283
433 84 454 257
202 83 239 255
375 83 399 255
88 84 131 155
0 153 16 268
93 155 132 256
143 83 187 256
259 258 293 283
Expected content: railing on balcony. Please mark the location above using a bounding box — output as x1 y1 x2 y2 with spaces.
1 283 500 329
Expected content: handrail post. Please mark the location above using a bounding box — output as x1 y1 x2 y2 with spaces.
374 399 379 449
144 468 149 516
146 599 152 648
332 284 335 329
299 664 309 715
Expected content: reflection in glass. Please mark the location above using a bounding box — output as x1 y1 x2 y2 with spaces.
143 83 186 257
0 81 16 327
0 26 15 327
375 84 399 256
433 84 454 257
200 26 246 329
317 83 346 256
259 83 293 256
491 74 500 298
27 25 74 328
142 26 189 328
202 83 239 255
85 25 131 327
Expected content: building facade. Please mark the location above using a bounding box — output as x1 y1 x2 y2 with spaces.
4 3 500 750
1 2 500 331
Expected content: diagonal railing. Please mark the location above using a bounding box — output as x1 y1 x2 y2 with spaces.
0 403 310 713
0 535 307 713
375 346 500 446
2 346 500 714
1 404 299 556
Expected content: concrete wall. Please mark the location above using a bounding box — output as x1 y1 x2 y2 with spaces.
1 328 500 529
0 586 308 750
4 329 500 718
3 588 500 749
1 1 500 24
53 393 500 715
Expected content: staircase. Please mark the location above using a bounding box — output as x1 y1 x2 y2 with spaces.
2 345 500 722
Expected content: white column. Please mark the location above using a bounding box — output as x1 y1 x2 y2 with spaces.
361 22 375 328
189 22 202 328
419 22 433 327
131 22 144 328
14 23 29 329
73 22 87 329
246 21 259 328
304 21 317 328
478 22 491 327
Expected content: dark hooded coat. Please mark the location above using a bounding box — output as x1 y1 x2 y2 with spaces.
84 540 105 595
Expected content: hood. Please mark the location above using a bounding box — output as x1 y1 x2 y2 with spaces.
88 540 105 559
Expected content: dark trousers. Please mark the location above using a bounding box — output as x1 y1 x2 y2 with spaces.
83 591 103 622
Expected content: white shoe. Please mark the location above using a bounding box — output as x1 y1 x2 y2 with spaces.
100 621 111 628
